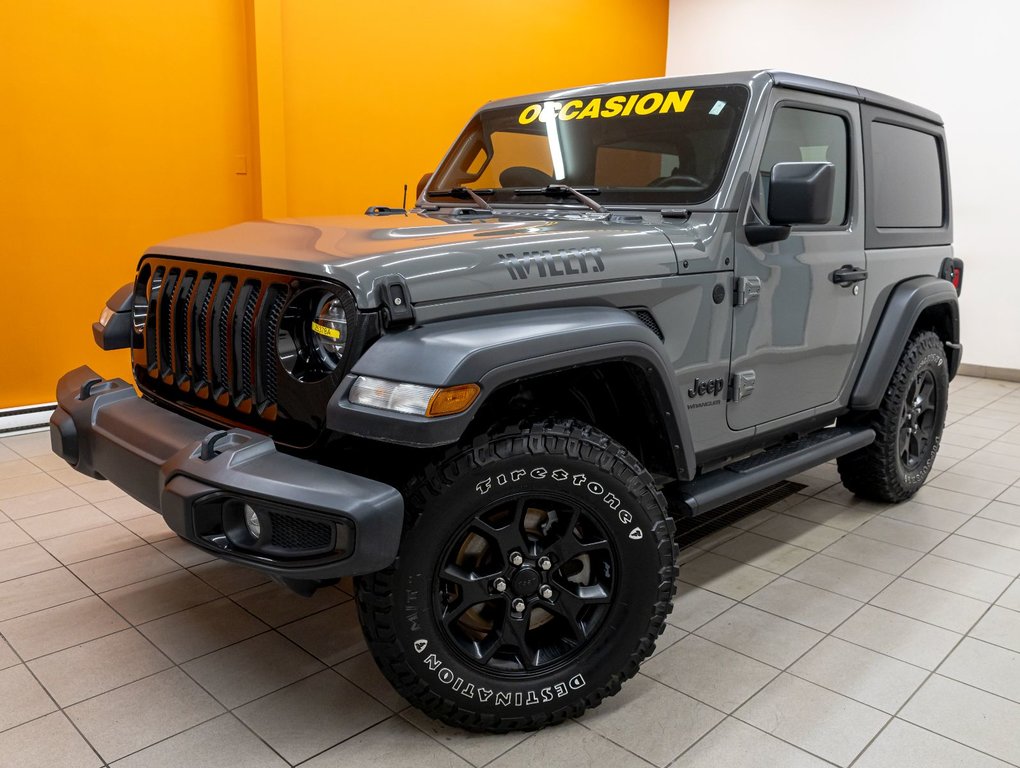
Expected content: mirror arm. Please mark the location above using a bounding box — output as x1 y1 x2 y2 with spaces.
744 223 791 246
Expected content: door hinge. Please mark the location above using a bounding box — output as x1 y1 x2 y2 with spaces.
734 276 762 306
730 370 757 402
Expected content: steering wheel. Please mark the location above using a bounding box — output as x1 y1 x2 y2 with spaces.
648 174 704 188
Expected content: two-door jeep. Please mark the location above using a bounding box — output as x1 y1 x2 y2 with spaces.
52 70 962 731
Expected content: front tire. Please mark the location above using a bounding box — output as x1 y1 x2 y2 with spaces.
838 330 948 502
356 420 677 732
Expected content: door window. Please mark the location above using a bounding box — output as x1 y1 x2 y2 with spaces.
755 107 849 226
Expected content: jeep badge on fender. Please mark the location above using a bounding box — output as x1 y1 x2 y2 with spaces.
53 70 959 733
688 377 726 398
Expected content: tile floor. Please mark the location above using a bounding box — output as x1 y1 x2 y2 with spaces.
1 374 1020 767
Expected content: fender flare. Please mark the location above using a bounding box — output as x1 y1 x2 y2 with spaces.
327 306 696 479
850 276 960 411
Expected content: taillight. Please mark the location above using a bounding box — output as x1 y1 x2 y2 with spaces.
940 257 964 295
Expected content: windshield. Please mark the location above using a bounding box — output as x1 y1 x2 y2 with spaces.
427 84 749 208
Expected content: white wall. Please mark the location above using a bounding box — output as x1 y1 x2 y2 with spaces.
667 0 1020 370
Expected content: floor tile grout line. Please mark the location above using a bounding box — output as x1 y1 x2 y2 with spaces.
0 547 349 639
680 535 1011 651
476 729 541 768
674 565 960 710
845 572 1020 768
735 531 999 766
0 623 108 765
801 537 1018 583
565 714 691 768
2 528 338 757
663 692 843 767
92 629 404 766
291 711 487 768
329 649 414 716
682 534 1012 607
936 635 1020 707
77 577 298 767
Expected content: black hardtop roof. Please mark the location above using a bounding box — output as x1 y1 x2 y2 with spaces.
768 71 942 126
486 70 942 126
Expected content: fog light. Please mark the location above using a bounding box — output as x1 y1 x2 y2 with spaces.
243 504 262 539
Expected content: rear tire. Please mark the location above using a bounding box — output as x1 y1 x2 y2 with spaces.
838 331 948 502
356 420 677 732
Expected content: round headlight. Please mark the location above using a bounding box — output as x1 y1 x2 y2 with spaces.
277 288 353 383
310 296 348 364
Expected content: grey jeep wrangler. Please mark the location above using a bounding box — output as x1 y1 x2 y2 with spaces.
52 70 962 731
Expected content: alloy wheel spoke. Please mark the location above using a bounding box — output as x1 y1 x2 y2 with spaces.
917 375 935 411
542 504 610 562
549 584 611 643
548 531 611 564
499 607 537 669
440 563 496 624
473 507 529 555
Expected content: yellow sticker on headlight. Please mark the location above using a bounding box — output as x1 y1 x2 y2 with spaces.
311 321 341 340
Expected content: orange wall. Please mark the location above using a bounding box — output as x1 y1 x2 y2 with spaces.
0 0 668 408
0 1 255 407
278 1 670 214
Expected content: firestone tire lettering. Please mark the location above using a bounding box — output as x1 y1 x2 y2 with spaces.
474 465 643 537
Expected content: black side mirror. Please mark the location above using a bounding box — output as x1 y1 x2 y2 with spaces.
745 161 835 246
768 161 835 225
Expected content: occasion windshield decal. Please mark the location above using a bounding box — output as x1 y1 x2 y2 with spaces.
518 89 694 124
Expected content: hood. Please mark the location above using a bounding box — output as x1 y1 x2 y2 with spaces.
147 212 682 308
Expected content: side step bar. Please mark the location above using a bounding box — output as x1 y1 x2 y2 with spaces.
679 426 875 517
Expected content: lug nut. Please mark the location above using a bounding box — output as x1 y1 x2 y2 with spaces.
492 577 507 593
509 551 525 567
539 585 553 600
537 556 552 571
512 598 526 613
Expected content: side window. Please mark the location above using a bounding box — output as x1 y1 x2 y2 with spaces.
871 122 943 227
756 107 849 226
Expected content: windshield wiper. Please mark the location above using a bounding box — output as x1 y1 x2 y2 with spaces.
512 184 607 214
429 187 493 211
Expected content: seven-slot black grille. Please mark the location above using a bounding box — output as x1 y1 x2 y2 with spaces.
132 257 377 447
133 257 370 448
137 261 287 419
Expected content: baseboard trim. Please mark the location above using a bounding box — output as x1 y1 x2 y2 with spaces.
0 404 55 435
958 363 1020 383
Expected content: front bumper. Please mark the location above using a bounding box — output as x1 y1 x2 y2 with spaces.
50 366 403 582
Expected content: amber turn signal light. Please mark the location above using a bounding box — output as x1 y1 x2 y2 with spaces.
426 383 481 417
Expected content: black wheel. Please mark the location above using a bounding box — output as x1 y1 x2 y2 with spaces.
838 330 948 502
356 420 677 732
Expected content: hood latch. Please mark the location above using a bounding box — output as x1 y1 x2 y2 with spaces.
378 276 415 327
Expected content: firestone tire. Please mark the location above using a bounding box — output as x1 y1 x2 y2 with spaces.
838 330 948 502
356 420 678 732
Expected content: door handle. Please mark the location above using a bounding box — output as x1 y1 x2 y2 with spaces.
831 265 868 285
